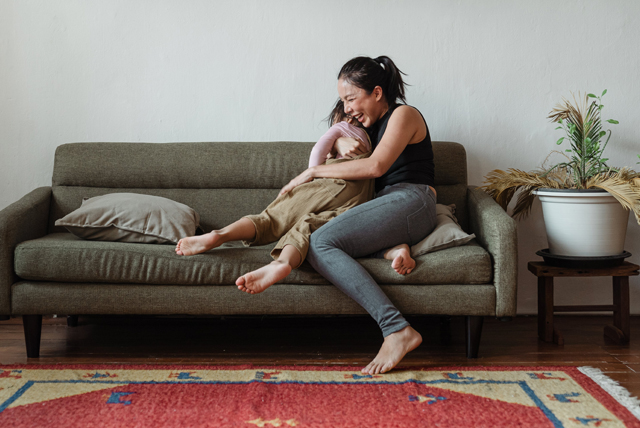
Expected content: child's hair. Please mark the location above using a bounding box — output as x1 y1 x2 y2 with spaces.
327 99 354 127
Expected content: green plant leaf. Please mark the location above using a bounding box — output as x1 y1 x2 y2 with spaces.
607 119 619 124
556 137 564 145
602 89 607 96
599 131 606 138
565 149 572 152
588 93 597 98
555 126 562 130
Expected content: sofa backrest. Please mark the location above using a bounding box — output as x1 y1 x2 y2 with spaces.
49 141 468 233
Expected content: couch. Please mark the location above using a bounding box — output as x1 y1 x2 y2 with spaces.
0 141 517 358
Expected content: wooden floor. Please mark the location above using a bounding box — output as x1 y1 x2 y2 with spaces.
2 314 640 396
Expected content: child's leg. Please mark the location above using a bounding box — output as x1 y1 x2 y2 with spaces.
236 244 301 294
175 217 256 256
236 210 343 294
177 179 347 257
383 244 416 276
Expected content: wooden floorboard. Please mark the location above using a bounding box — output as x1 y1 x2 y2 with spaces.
1 314 640 396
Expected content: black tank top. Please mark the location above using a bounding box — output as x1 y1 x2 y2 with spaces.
366 104 435 193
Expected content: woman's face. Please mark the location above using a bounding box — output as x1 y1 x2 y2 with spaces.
338 79 387 128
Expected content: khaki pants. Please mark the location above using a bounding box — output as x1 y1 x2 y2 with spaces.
243 154 373 268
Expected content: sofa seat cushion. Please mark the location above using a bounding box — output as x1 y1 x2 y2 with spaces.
14 233 492 286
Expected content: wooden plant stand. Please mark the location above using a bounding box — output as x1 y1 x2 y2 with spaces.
528 261 639 345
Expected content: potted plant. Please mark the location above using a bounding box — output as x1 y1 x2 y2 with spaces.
481 90 640 260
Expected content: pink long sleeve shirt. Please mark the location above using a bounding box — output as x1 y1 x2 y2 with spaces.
308 122 371 168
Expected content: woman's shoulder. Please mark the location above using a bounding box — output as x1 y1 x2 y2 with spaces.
390 104 422 119
387 105 425 129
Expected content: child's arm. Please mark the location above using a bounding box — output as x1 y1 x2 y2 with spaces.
308 123 370 168
308 125 344 168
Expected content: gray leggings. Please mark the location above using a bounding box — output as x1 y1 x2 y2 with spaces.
307 182 437 337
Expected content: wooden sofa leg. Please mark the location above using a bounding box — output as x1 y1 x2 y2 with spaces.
466 316 484 359
439 316 452 345
23 315 42 358
67 315 79 327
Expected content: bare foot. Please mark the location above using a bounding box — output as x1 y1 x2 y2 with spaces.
361 326 422 375
175 232 223 256
385 244 416 275
236 261 292 294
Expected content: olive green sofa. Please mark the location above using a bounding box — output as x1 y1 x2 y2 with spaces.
0 141 517 358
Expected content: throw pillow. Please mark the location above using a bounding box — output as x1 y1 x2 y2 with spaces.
411 204 476 257
55 193 200 244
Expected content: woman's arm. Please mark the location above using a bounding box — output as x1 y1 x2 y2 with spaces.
280 106 426 195
333 137 369 159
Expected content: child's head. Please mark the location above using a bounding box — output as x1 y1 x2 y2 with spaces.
328 99 361 127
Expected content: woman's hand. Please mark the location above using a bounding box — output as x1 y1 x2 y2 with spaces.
334 137 368 159
279 168 315 196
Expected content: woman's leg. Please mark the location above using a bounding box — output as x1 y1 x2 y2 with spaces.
307 183 436 374
384 244 416 276
175 218 256 256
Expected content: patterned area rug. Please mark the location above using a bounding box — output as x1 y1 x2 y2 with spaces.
0 365 638 427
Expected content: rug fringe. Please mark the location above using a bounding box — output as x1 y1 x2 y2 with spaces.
579 366 640 419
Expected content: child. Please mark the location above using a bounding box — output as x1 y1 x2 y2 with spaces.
175 102 415 294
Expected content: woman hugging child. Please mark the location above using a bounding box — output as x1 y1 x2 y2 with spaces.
175 101 415 294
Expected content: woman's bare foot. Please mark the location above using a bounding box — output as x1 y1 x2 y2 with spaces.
384 244 416 275
236 260 292 294
175 231 223 256
362 326 422 375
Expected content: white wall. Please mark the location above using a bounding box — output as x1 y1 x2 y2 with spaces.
1 0 639 314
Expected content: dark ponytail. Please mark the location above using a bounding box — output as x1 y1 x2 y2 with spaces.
338 56 407 106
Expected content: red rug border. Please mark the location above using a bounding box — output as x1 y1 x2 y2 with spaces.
0 363 590 372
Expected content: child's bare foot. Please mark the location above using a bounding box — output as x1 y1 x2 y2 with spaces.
384 244 416 275
236 261 292 294
175 232 223 256
361 326 422 375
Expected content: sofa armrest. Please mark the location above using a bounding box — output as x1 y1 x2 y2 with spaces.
467 185 518 317
0 187 52 315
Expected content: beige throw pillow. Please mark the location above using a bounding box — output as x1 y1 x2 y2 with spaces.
55 193 200 244
411 204 476 257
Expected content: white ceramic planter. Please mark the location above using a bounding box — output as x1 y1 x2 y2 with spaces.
534 189 629 257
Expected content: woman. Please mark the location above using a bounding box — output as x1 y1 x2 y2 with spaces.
278 56 437 375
